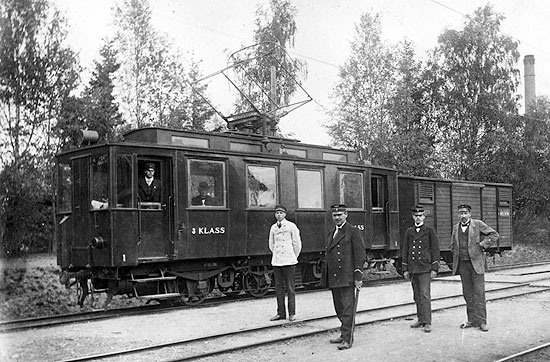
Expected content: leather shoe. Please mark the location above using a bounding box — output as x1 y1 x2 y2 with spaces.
337 341 351 350
459 321 473 329
423 324 431 333
410 321 424 328
479 323 489 332
329 337 343 344
289 315 296 321
269 315 284 321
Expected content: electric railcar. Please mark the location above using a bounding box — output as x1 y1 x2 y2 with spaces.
56 127 513 306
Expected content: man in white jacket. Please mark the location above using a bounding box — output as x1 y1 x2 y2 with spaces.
269 204 302 321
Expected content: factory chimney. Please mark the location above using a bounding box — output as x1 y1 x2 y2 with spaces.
524 55 536 114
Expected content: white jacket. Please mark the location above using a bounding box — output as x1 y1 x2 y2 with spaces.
269 219 302 266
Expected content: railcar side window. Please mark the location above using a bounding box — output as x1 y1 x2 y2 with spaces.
189 160 225 207
296 169 323 209
116 155 133 208
58 163 72 213
247 165 277 208
91 154 109 210
339 171 364 209
371 176 383 211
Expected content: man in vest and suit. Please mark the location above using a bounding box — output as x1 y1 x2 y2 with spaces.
322 204 366 350
450 204 499 332
402 205 440 333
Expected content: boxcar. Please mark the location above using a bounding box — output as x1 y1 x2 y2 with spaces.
56 127 402 305
397 175 513 270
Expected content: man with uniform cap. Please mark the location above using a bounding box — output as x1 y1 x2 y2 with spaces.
402 205 440 333
138 162 161 202
321 204 366 350
268 204 302 322
451 204 499 332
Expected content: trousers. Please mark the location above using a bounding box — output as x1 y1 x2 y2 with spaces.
330 286 356 343
273 265 296 317
411 272 432 324
458 259 487 325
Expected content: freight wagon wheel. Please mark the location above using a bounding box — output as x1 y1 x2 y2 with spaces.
243 267 270 297
178 278 210 306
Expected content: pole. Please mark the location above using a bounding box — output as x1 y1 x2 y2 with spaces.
350 286 360 347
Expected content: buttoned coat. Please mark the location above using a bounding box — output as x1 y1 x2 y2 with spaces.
321 222 366 288
138 177 161 202
450 219 499 275
402 224 440 274
268 219 301 266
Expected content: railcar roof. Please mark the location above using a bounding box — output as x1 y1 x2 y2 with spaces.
57 127 397 171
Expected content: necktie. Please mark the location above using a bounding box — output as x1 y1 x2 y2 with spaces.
333 227 340 239
277 222 281 228
201 199 205 206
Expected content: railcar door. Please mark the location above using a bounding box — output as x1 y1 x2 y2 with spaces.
136 157 173 261
371 174 389 248
71 155 93 265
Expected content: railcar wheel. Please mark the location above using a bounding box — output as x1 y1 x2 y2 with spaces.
218 270 243 297
178 278 210 306
243 266 270 297
301 263 321 290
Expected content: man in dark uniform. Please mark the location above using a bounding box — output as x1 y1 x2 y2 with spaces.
451 204 499 332
191 181 215 206
322 204 366 350
402 205 440 333
138 163 161 202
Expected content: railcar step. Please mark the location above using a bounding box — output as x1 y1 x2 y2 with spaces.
139 293 182 300
131 276 177 283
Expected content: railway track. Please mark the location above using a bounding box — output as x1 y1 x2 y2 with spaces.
494 341 550 362
53 281 550 362
2 260 549 333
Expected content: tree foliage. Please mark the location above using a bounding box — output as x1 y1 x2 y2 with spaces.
55 39 123 150
327 13 401 164
112 0 213 130
425 4 521 180
0 0 79 255
512 97 550 217
233 0 307 123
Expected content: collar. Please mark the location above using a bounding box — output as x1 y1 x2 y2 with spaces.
336 222 346 230
460 221 470 227
415 223 424 228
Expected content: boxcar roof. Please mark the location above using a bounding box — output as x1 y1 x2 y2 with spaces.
398 174 512 187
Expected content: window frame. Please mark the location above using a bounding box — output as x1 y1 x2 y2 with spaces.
246 164 279 209
371 175 384 212
338 170 365 210
295 167 324 210
187 158 227 208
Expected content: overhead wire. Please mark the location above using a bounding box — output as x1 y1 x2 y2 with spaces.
153 3 550 124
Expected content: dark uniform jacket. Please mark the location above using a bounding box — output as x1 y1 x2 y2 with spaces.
321 222 366 288
138 178 161 202
402 224 440 274
450 219 499 275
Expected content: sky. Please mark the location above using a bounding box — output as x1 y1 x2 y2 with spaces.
54 0 550 146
